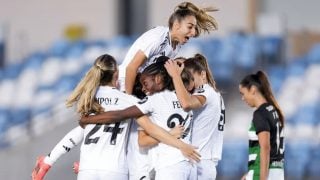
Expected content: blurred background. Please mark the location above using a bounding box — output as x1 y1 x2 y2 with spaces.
0 0 319 179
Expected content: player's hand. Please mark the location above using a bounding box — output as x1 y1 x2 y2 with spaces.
164 60 184 78
72 161 80 174
169 125 184 138
31 156 51 180
178 142 201 163
79 115 89 128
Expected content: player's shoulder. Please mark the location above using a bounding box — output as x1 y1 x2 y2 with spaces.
146 26 168 34
257 103 274 114
141 26 168 40
254 103 271 119
139 90 170 103
194 84 216 96
120 92 139 102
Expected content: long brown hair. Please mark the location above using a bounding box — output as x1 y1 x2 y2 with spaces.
168 2 218 37
184 53 217 91
66 54 117 115
240 71 285 126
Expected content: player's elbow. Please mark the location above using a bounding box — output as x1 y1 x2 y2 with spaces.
180 102 193 112
138 139 149 148
138 138 156 148
126 63 139 73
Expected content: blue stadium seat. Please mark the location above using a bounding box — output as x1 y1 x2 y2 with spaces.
307 43 320 64
108 35 134 48
235 35 260 70
22 52 46 70
306 144 320 177
293 103 318 125
53 74 80 95
217 141 248 177
87 39 108 49
267 65 286 94
286 57 308 77
0 108 10 133
9 108 31 126
3 63 23 79
285 141 312 178
260 36 283 64
203 38 235 84
65 40 87 58
49 39 71 57
0 68 3 80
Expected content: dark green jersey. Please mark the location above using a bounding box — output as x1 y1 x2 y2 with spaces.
248 103 284 179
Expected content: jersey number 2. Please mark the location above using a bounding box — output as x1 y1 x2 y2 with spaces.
84 123 123 145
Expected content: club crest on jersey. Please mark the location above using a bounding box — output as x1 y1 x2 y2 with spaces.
138 97 148 104
195 86 205 93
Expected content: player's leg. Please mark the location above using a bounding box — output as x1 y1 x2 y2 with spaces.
32 126 84 180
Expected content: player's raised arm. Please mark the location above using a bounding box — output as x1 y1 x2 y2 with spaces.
125 50 147 94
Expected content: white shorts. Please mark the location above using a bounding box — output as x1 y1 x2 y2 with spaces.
246 168 284 180
196 159 218 180
268 168 284 180
155 161 196 180
78 170 128 180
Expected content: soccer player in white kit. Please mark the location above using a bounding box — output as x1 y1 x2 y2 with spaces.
165 54 225 180
32 55 200 180
32 1 219 178
120 1 218 94
32 54 134 180
80 59 198 180
72 54 135 180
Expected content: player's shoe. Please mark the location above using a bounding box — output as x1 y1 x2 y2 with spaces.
32 156 51 180
73 161 80 174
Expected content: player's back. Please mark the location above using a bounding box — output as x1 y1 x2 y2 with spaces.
79 86 137 173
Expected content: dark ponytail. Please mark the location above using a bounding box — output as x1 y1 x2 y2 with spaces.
240 71 285 126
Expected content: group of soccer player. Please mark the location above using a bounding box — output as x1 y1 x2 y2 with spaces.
32 1 284 180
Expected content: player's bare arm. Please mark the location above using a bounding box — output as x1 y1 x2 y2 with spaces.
80 106 144 125
138 124 184 148
165 60 205 111
136 115 201 162
125 50 147 94
258 131 271 180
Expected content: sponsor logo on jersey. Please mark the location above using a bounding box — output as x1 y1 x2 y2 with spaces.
195 85 205 93
138 97 148 104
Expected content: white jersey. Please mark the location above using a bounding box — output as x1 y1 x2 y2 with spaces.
191 84 225 160
126 120 151 176
79 86 138 173
135 90 193 170
119 26 181 79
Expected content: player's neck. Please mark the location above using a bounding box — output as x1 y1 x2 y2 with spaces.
254 96 267 108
